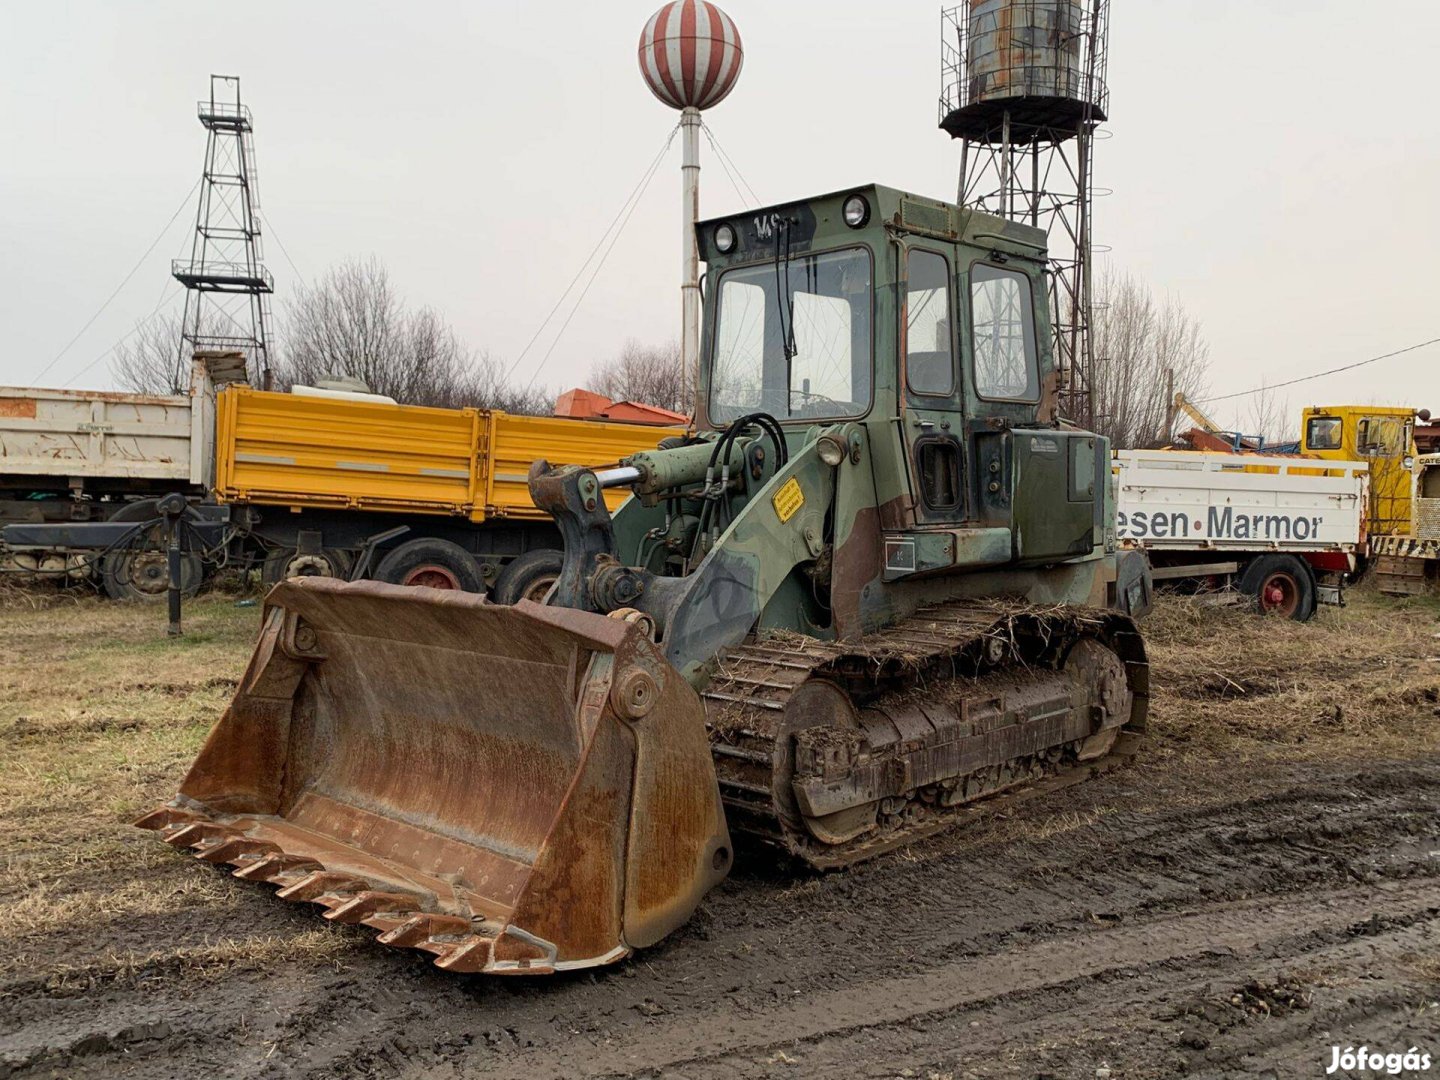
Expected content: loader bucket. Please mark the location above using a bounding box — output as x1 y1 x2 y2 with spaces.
136 578 731 974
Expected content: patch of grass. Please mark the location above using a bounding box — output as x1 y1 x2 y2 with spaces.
3 865 240 942
0 596 260 977
1399 952 1440 985
1144 587 1440 764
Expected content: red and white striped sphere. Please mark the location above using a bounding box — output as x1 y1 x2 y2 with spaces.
638 0 743 111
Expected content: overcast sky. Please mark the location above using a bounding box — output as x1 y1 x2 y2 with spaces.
3 0 1437 431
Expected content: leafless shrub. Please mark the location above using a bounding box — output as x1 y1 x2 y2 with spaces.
589 339 694 415
1089 268 1211 448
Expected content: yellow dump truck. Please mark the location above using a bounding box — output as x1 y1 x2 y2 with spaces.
2 357 682 600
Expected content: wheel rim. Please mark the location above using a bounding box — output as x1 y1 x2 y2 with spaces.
286 554 335 578
127 552 171 597
401 564 461 590
520 573 558 603
1258 571 1300 617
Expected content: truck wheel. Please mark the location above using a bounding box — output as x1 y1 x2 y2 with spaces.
262 547 353 586
374 538 484 592
1239 554 1316 621
100 500 204 602
490 550 564 605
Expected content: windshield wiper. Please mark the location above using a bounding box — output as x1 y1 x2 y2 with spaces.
772 219 797 364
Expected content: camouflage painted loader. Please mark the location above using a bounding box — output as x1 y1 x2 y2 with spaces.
140 185 1149 974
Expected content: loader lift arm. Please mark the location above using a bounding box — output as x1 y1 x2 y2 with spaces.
529 421 853 687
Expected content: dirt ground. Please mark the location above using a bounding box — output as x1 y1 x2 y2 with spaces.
1 586 1438 1079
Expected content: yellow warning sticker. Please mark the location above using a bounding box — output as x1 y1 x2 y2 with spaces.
772 477 804 523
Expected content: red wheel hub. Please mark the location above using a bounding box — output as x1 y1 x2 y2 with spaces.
1258 572 1299 617
400 564 461 590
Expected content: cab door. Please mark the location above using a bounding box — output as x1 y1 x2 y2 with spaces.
1356 414 1414 535
899 244 966 526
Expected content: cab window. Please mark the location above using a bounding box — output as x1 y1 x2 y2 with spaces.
710 247 873 423
1305 416 1342 450
1357 417 1405 457
905 249 953 396
970 264 1038 401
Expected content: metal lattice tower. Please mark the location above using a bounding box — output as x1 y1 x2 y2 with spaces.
940 1 1109 425
173 75 273 386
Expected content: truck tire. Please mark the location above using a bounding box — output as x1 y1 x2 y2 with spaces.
100 500 204 603
374 538 484 592
1239 554 1316 621
490 549 563 605
262 547 353 586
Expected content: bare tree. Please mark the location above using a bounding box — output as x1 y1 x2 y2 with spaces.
111 313 186 395
1088 268 1211 449
590 338 694 415
1240 381 1291 447
276 257 552 415
277 258 462 405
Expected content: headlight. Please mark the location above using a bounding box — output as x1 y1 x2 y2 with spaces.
714 222 737 254
842 194 869 228
817 434 847 466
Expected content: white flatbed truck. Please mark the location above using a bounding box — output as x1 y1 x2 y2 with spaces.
1113 449 1369 620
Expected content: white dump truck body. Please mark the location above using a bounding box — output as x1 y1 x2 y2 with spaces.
1114 450 1368 554
0 358 236 493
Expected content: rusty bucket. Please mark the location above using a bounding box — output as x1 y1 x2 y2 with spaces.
137 578 731 974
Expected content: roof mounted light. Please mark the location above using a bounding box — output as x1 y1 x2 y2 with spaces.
714 222 737 254
842 194 870 228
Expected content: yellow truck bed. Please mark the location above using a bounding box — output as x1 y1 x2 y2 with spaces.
213 387 679 522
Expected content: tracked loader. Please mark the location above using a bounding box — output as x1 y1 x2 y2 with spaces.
140 185 1149 975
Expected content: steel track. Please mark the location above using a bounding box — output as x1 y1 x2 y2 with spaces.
701 600 1149 868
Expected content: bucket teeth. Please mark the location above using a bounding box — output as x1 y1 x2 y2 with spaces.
275 870 365 903
163 822 228 849
142 806 505 972
322 890 421 925
196 837 279 864
378 913 472 949
135 806 201 832
232 853 321 881
434 935 496 973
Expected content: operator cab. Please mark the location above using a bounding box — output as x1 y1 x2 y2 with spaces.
698 185 1105 568
697 184 1055 432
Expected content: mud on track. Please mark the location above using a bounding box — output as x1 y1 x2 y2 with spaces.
2 594 1439 1078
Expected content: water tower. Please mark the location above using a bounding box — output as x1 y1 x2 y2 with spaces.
638 1 744 377
940 1 1110 425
